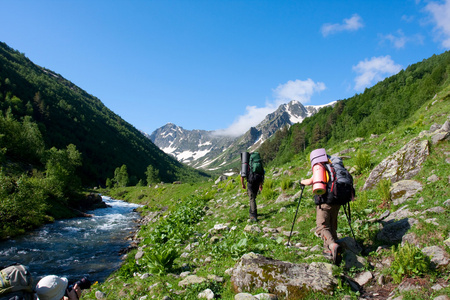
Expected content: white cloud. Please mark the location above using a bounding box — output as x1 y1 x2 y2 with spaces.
425 0 450 49
213 104 276 137
353 56 402 91
321 14 364 37
379 30 424 49
273 79 326 104
214 79 326 137
401 15 415 23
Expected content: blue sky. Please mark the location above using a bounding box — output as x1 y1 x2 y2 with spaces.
1 1 449 136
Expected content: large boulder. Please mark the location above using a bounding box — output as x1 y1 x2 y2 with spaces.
230 253 337 298
390 180 423 205
363 137 429 190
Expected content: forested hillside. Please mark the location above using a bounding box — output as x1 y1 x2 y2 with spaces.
259 51 450 165
0 42 207 184
0 42 208 238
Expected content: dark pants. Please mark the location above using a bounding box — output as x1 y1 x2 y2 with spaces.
247 182 259 218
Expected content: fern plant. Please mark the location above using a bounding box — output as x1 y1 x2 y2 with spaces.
390 242 433 284
355 149 372 174
377 179 391 204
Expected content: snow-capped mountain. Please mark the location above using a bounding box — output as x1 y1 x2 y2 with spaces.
148 100 335 170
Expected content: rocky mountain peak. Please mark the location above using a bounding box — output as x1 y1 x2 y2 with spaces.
149 100 335 170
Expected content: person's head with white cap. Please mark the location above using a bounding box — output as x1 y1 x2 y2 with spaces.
35 275 68 300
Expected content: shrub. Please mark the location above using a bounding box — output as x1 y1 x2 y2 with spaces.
281 178 292 191
142 247 179 275
377 179 391 204
261 179 276 200
390 242 433 284
355 149 372 174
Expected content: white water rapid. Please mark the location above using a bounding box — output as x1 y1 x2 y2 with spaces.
0 196 141 284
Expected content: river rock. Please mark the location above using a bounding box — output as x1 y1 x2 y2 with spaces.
230 252 337 298
363 137 429 190
390 180 423 205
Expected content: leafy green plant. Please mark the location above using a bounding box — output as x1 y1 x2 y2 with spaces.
261 178 277 200
390 242 433 284
355 149 372 174
143 247 179 275
377 179 391 204
281 178 292 191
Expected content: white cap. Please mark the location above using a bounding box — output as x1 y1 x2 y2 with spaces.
36 275 68 300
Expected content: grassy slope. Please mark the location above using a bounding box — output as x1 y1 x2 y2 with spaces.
82 89 450 299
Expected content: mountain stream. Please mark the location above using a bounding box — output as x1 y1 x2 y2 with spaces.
0 196 141 284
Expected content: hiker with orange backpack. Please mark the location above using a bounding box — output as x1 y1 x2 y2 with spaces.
300 148 355 265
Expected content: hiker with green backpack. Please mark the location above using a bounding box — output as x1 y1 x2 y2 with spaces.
300 148 355 265
240 152 265 222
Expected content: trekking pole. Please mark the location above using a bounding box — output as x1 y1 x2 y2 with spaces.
287 184 305 246
343 202 357 242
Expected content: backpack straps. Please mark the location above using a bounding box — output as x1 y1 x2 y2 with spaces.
324 163 336 193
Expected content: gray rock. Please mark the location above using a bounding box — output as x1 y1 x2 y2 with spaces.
427 174 440 182
354 271 373 286
255 293 278 300
363 138 429 190
338 237 362 254
235 293 259 300
135 249 145 261
429 123 442 132
275 193 293 203
442 120 450 132
180 271 191 278
434 295 450 300
343 251 367 270
422 246 450 267
215 175 228 184
198 288 214 299
431 132 450 145
244 224 262 233
230 252 337 298
424 206 445 214
401 232 420 248
207 274 224 282
95 291 106 299
398 281 420 293
390 180 423 205
384 205 413 221
178 275 207 287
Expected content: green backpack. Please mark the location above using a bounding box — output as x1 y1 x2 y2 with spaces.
248 152 264 184
0 264 34 300
249 152 264 175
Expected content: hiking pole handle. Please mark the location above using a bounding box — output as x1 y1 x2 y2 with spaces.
287 184 305 246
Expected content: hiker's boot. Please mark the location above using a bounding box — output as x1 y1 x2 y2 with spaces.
248 215 258 223
329 242 342 265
